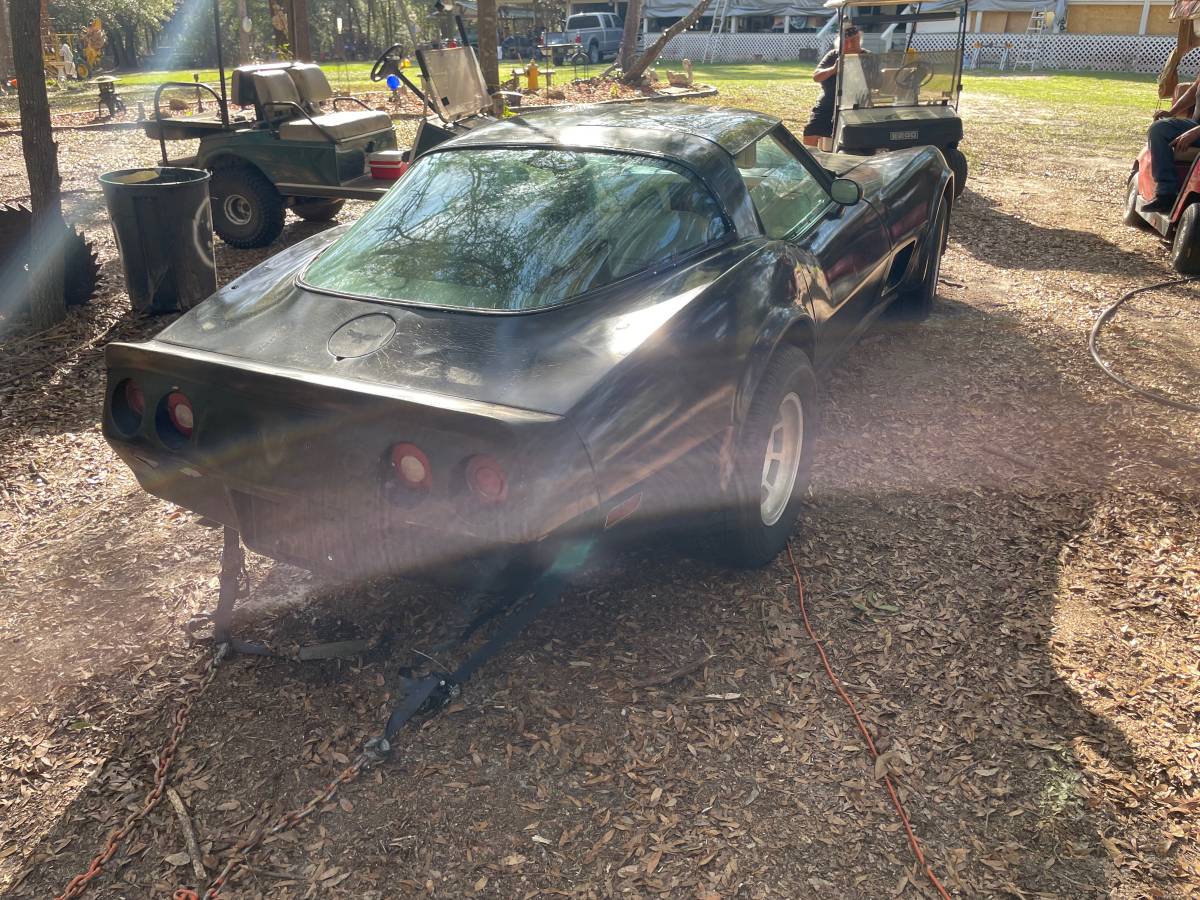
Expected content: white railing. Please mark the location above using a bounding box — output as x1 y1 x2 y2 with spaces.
643 30 1200 75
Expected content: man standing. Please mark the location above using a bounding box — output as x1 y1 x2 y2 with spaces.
1144 80 1200 213
803 24 862 150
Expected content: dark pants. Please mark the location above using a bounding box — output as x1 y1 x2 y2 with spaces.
1148 117 1200 199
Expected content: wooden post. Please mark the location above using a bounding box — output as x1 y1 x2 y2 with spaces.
9 0 64 330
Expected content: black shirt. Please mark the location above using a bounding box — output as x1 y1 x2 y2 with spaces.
815 49 839 112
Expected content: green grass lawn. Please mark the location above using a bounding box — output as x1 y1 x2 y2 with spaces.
10 58 1163 159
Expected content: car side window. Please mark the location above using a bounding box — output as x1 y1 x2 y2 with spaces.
737 134 832 239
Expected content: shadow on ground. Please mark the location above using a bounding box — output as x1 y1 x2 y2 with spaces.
5 270 1193 897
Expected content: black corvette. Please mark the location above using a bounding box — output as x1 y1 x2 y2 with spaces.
103 104 952 580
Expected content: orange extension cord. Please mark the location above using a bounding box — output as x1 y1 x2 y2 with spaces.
786 544 953 900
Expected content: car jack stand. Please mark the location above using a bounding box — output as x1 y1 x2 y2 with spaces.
185 528 371 660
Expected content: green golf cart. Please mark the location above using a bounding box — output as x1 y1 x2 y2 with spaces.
146 16 496 248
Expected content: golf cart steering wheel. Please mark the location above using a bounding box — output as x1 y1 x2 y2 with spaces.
371 44 404 82
894 59 935 91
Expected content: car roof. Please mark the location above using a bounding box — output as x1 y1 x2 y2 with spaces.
445 103 779 158
434 103 776 238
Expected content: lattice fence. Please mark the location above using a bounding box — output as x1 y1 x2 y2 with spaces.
647 31 1200 76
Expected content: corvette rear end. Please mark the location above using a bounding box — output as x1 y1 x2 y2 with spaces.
103 340 599 579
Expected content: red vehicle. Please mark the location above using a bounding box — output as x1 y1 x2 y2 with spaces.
1125 141 1200 274
1125 1 1200 273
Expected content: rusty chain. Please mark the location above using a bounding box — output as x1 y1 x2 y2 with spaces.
54 643 229 900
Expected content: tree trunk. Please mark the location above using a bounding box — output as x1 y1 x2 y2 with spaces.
290 0 311 58
622 0 710 84
476 0 499 90
618 0 642 72
0 0 14 83
9 0 64 329
121 19 139 68
236 0 251 63
396 0 420 50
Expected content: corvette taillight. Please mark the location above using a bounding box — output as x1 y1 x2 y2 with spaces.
166 392 194 437
112 378 144 435
465 454 507 505
391 442 431 491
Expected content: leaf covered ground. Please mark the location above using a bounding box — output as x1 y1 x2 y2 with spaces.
0 69 1198 898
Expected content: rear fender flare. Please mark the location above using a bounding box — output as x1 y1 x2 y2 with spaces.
732 306 816 441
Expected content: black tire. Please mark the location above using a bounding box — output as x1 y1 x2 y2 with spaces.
721 345 818 569
944 146 967 198
588 41 601 64
1171 202 1200 275
292 197 346 222
890 194 950 322
1124 176 1150 230
210 166 285 249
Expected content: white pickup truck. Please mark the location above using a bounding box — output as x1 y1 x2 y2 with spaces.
542 13 624 64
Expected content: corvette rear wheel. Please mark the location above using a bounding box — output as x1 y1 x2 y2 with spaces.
210 166 284 249
891 194 949 322
722 346 817 569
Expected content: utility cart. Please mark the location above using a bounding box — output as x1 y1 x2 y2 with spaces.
145 10 497 248
825 0 969 196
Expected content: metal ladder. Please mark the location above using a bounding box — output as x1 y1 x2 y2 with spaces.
702 0 732 64
1012 11 1048 71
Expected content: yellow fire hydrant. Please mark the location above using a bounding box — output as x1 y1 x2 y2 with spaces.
527 61 539 91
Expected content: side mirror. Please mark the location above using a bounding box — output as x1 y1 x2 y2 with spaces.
830 177 862 206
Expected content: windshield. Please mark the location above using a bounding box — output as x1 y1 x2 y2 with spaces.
302 148 729 311
839 48 961 110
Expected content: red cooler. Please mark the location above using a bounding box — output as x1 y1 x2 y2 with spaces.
368 150 409 181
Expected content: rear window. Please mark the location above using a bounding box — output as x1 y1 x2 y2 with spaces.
302 148 729 311
568 15 600 29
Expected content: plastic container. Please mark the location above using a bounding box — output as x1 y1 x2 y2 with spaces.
98 167 217 314
368 150 409 181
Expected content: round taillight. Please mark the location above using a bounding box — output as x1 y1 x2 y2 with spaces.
390 443 431 490
112 378 144 435
166 392 194 437
125 380 144 416
465 455 507 505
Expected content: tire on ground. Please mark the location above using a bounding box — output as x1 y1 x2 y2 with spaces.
944 146 968 198
890 192 950 322
1123 175 1151 230
1171 202 1200 275
210 166 285 249
588 41 601 63
721 345 818 569
292 197 346 222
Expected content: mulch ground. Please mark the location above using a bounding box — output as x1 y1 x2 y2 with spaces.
0 84 1198 899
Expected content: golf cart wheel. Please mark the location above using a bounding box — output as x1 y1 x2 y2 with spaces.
210 166 285 249
292 198 346 222
721 345 817 569
944 146 968 198
588 41 601 64
891 193 950 322
1171 202 1200 275
1123 176 1150 230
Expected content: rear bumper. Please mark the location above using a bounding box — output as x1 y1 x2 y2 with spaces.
103 341 601 578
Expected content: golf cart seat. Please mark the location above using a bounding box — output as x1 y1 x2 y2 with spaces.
232 65 391 143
